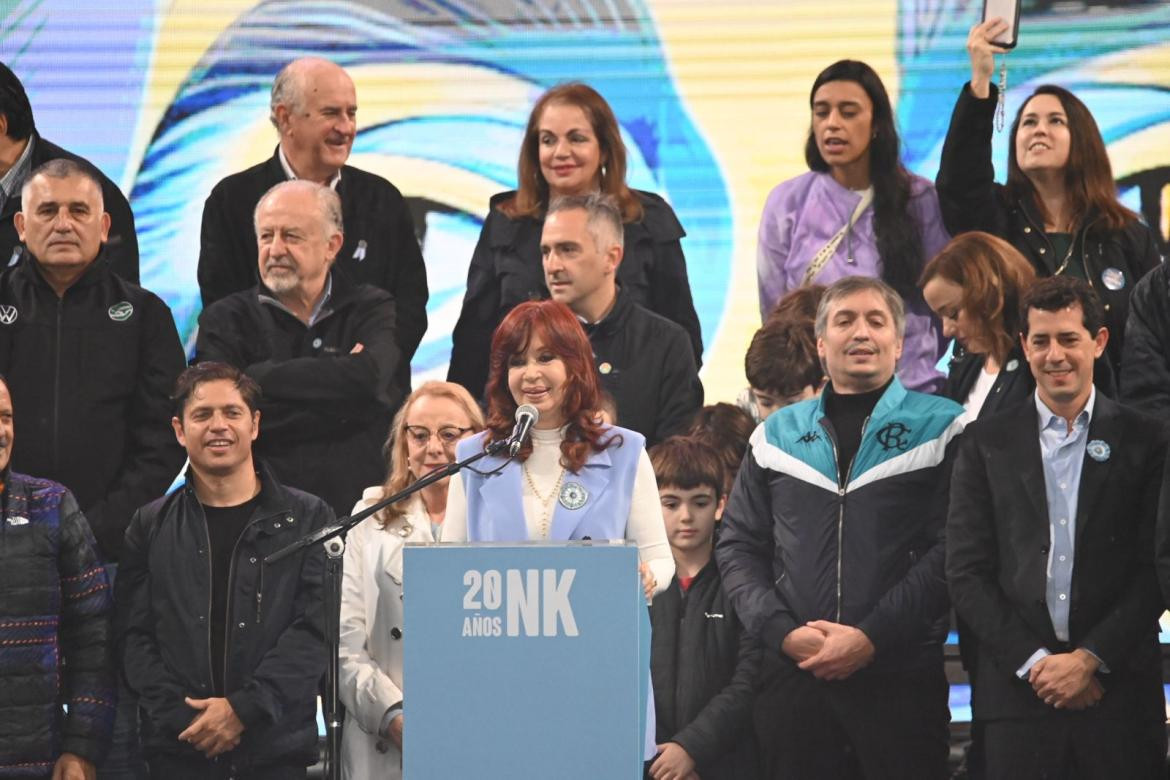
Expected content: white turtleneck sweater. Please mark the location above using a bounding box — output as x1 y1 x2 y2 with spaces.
442 426 674 595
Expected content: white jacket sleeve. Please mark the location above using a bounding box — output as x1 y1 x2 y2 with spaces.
337 516 402 736
626 449 675 595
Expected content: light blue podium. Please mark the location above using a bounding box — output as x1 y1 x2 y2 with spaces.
402 541 651 779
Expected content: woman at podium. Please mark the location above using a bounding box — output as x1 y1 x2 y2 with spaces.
442 299 673 599
338 381 484 779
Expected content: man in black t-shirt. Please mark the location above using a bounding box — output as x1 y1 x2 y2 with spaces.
116 362 333 778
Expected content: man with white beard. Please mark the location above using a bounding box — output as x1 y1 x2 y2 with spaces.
195 179 403 515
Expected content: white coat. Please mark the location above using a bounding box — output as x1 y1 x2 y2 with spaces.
339 489 435 780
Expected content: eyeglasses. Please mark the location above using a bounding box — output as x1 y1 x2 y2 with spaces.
404 425 472 448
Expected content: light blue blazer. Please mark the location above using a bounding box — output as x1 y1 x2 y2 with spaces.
455 425 646 542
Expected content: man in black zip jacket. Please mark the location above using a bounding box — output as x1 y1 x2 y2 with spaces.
116 362 331 779
0 158 185 562
195 179 402 516
540 193 702 446
0 62 139 281
198 57 426 400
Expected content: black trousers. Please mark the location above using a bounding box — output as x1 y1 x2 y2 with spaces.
146 755 307 780
982 714 1165 780
754 655 950 780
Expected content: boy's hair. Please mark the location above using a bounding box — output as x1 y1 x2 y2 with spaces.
687 403 754 485
649 436 726 500
172 362 261 417
745 318 822 397
1019 275 1105 337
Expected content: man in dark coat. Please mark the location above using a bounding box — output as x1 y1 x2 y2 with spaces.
539 193 701 446
117 362 330 778
0 158 185 561
198 57 426 398
948 276 1168 778
0 62 138 281
196 179 402 516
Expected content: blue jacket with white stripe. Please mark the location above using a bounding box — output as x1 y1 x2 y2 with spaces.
715 378 965 672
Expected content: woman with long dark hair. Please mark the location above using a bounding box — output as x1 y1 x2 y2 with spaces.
920 232 1038 424
448 82 701 399
338 381 484 779
442 299 673 598
757 59 951 392
936 18 1161 376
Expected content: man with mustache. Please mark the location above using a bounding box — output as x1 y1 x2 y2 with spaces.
0 158 186 561
197 57 427 403
949 276 1168 778
716 276 965 779
194 179 402 516
0 374 116 780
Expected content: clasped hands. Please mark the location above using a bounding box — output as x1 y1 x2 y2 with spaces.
178 696 245 758
783 621 875 681
1028 649 1103 711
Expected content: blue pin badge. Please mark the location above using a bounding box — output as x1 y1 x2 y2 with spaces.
1100 267 1125 291
1086 440 1110 463
559 482 588 510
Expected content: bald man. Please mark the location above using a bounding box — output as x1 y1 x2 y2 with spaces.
198 57 427 392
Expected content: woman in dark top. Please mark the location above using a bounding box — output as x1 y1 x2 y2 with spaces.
920 232 1037 423
936 18 1161 377
447 82 701 399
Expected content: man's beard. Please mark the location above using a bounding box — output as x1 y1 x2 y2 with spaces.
261 265 299 294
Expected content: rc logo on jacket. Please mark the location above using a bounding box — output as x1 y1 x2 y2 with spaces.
0 305 16 325
108 301 134 321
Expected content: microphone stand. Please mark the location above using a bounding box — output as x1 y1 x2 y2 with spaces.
265 437 512 780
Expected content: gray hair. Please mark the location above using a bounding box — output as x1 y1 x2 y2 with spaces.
546 193 624 252
814 276 906 340
21 158 105 210
253 180 344 237
269 62 302 129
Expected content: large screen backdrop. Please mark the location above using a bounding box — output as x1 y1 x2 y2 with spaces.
4 0 1168 398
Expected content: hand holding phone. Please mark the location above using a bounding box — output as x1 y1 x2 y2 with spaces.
967 16 1014 99
983 0 1021 48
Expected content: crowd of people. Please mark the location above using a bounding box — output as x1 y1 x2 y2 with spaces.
2 14 1170 780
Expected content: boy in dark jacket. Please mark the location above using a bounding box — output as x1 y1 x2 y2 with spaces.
647 436 760 780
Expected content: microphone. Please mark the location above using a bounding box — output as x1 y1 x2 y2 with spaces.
508 404 540 457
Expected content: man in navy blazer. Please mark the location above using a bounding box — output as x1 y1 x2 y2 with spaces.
948 276 1168 779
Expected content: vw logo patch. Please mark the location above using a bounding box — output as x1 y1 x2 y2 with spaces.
0 305 16 325
108 301 134 322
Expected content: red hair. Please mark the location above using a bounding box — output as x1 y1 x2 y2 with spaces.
485 300 618 472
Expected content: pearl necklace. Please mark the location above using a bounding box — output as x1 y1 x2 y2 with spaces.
522 461 565 539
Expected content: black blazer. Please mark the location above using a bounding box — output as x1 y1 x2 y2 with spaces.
946 396 1167 722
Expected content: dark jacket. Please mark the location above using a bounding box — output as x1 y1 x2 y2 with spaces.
0 472 115 776
716 379 964 672
586 286 703 447
935 83 1162 374
198 148 427 393
448 189 702 399
115 465 331 771
948 397 1167 722
1120 260 1170 418
0 257 186 561
649 561 760 780
942 345 1116 420
194 271 400 516
0 133 138 282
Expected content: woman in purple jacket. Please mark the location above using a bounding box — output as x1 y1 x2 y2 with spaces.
757 60 951 392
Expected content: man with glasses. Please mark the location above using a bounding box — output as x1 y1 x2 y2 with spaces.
194 179 403 516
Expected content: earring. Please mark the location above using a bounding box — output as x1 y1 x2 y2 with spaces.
601 164 608 179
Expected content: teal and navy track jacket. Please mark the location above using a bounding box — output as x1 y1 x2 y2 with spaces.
715 378 965 671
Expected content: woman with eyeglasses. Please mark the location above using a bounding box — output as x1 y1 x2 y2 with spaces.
338 381 484 779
